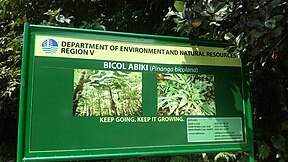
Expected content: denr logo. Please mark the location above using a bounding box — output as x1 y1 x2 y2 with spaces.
42 38 58 54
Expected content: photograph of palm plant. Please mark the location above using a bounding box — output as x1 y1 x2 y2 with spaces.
73 69 142 116
157 73 216 116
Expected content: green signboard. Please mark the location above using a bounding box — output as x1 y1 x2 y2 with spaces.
17 23 254 161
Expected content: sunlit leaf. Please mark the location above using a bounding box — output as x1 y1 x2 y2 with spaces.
224 32 235 43
55 14 65 23
179 98 188 108
174 1 185 12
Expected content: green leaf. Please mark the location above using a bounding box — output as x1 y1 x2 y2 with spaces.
214 152 236 162
224 32 235 43
281 121 288 131
236 33 244 46
224 46 236 53
270 27 283 38
173 18 180 23
265 19 276 29
258 142 270 159
192 102 199 110
268 0 281 9
252 31 266 39
174 1 185 12
168 101 179 111
202 104 215 115
55 15 65 23
271 135 286 152
206 6 215 14
179 97 188 108
247 18 261 27
272 15 283 21
201 11 211 16
214 15 224 21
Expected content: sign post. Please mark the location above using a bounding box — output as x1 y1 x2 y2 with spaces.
17 23 254 161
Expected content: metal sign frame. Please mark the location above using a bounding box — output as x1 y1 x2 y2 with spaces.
17 23 254 161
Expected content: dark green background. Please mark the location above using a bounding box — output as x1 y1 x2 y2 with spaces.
29 57 244 152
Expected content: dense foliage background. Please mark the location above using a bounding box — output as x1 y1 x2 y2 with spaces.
158 74 216 116
74 70 142 116
0 0 287 161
